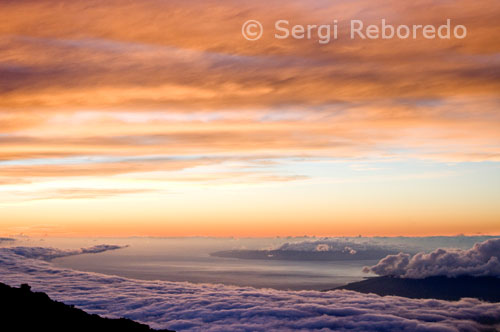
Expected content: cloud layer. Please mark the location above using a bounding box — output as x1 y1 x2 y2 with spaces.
1 0 499 110
1 246 500 331
276 238 400 253
364 238 500 278
0 0 499 177
3 245 126 261
0 0 499 237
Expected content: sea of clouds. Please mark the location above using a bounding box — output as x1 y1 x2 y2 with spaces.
364 238 500 278
2 244 126 261
1 245 500 331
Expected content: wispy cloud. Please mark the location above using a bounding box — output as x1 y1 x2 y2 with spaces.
0 0 499 234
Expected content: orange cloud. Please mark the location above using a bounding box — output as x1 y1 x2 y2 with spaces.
0 0 498 110
0 0 499 236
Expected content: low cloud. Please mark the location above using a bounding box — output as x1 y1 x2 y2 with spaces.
1 246 499 331
276 239 398 253
364 238 500 278
0 237 15 243
4 245 126 261
213 239 401 261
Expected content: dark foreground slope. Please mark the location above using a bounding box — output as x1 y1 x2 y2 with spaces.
333 276 500 302
0 282 174 332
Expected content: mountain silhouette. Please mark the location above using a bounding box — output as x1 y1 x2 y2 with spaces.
0 282 174 332
333 276 500 302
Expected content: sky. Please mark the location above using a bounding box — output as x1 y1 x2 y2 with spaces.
0 0 499 237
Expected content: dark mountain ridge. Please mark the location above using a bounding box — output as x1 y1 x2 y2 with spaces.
0 282 174 332
333 275 500 302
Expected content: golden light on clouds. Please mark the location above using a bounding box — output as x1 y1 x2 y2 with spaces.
0 0 499 236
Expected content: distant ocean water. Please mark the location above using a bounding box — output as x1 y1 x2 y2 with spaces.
2 236 496 290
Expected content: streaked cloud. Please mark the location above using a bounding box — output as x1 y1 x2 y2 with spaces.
0 0 499 235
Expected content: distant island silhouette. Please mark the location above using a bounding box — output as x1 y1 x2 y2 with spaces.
333 276 500 302
0 282 174 332
211 248 397 261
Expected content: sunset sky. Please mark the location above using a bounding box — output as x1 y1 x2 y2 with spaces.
1 0 499 237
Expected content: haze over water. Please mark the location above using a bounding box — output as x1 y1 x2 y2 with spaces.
2 236 494 290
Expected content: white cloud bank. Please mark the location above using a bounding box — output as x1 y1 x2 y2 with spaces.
1 246 499 331
3 244 126 261
275 239 397 253
364 238 500 278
